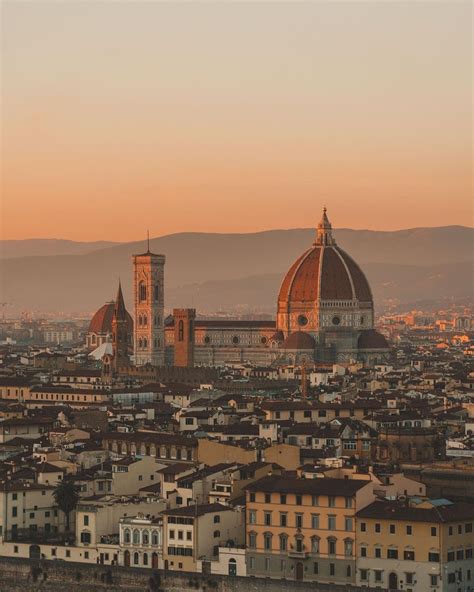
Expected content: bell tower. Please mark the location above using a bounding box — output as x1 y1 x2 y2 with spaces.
133 238 165 366
173 308 196 367
112 280 130 372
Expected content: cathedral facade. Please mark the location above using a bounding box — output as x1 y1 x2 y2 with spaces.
87 209 389 371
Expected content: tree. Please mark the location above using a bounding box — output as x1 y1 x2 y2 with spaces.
53 479 80 532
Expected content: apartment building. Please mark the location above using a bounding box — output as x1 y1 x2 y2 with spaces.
245 475 374 584
356 498 474 592
161 503 244 573
119 513 163 569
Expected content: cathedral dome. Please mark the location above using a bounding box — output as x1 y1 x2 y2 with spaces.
282 331 316 350
278 209 372 305
88 302 133 334
277 209 374 338
357 329 389 350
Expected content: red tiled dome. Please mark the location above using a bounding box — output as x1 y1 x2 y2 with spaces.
278 212 372 305
357 330 389 350
88 302 133 334
283 331 316 350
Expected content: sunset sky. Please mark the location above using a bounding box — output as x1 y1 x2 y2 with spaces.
2 1 472 241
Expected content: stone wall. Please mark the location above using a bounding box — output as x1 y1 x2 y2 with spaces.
0 556 381 592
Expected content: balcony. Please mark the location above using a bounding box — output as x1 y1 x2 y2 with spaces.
288 543 309 559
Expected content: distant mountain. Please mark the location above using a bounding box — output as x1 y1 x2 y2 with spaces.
0 239 120 259
0 226 472 315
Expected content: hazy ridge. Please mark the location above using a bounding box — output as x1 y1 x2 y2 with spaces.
0 226 472 315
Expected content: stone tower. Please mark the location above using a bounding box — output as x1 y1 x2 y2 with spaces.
112 280 130 372
173 308 196 367
133 240 165 366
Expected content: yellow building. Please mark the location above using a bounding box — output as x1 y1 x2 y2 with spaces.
356 498 474 592
245 475 374 584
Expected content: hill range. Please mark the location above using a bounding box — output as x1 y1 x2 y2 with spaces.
0 226 472 316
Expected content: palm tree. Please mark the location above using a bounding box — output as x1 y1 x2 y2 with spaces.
53 479 80 532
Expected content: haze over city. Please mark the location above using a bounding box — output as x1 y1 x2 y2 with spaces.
2 1 472 241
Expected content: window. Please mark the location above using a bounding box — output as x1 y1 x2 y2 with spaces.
213 530 220 538
328 496 336 508
142 531 149 545
124 529 131 544
447 573 455 584
456 549 464 561
344 539 353 557
328 538 336 555
360 569 368 581
360 546 367 558
178 320 184 341
264 493 271 504
214 515 220 524
311 514 319 529
329 563 335 576
375 546 382 558
280 494 287 505
360 522 366 532
313 562 319 575
387 548 398 559
466 523 473 533
430 575 438 586
390 524 396 534
375 523 381 533
449 526 453 536
133 530 140 544
345 497 353 509
406 525 412 535
344 517 353 531
83 515 89 526
375 570 383 583
12 507 17 517
248 532 256 549
264 512 272 526
328 515 336 530
80 532 91 544
134 552 139 565
296 514 303 528
431 526 437 536
296 494 302 505
466 548 473 559
280 513 287 527
404 550 415 561
249 493 255 503
264 533 272 551
279 534 288 551
311 537 320 553
139 282 147 302
447 551 455 562
428 551 440 562
312 495 319 506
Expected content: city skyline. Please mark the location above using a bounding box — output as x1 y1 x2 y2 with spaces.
2 1 472 241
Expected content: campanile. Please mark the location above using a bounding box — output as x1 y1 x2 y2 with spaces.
132 243 165 366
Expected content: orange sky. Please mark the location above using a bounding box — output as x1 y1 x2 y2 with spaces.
1 1 472 241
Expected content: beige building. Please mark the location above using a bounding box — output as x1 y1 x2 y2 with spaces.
245 475 374 584
356 498 474 592
161 503 245 573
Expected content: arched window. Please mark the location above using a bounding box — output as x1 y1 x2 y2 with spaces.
143 337 148 348
151 530 159 546
133 552 139 565
214 515 220 523
138 315 142 327
143 552 148 566
178 320 184 342
124 529 131 544
138 338 143 349
143 314 147 326
133 529 140 545
279 534 288 551
139 282 147 303
142 530 149 545
214 530 220 538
